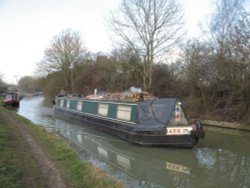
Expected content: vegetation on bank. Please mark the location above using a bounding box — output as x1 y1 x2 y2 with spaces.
0 105 123 188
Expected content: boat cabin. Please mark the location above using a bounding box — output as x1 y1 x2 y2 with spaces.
3 92 20 107
56 97 190 131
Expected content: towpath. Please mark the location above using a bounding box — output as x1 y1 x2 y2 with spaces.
0 109 67 188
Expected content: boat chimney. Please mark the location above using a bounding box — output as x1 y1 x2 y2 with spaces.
139 92 144 101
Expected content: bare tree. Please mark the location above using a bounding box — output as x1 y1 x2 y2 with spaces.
230 12 250 64
179 0 250 121
179 40 213 114
0 72 7 92
210 0 246 56
18 76 40 93
37 29 86 92
107 0 183 90
111 47 143 90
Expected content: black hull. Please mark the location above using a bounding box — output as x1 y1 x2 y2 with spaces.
3 101 20 108
54 107 198 148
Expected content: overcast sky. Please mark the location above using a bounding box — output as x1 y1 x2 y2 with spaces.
0 0 213 84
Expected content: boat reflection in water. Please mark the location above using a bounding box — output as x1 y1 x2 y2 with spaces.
53 121 196 188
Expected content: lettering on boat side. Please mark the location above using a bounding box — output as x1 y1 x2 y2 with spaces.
165 162 190 174
166 127 192 135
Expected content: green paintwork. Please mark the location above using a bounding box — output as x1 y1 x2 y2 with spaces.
83 101 98 115
56 97 138 123
130 105 137 122
107 103 117 119
70 100 77 110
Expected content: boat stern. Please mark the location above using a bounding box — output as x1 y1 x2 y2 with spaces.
190 120 205 139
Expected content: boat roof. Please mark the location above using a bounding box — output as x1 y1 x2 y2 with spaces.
5 92 17 95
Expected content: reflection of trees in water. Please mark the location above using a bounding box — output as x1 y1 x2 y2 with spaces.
195 148 250 187
230 155 250 187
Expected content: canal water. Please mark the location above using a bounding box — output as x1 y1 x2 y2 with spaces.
17 97 250 188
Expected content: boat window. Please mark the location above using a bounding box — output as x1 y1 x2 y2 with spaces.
98 103 109 116
76 134 82 144
66 100 70 108
5 94 13 100
97 146 108 159
13 94 18 100
117 155 131 169
169 103 188 126
117 105 131 121
77 101 82 111
60 99 64 107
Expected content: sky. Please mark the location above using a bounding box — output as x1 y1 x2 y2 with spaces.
0 0 213 84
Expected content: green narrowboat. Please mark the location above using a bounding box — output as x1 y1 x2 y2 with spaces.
54 97 205 148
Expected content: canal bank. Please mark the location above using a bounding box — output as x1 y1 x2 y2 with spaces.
201 120 250 131
0 105 123 188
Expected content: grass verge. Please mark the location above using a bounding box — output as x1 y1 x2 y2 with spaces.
0 109 47 187
0 105 123 188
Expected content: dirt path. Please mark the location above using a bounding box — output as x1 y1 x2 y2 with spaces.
1 110 67 188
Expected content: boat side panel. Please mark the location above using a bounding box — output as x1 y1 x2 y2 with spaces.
70 99 77 110
107 103 117 119
57 97 138 123
130 105 137 122
83 100 98 115
59 98 68 108
54 107 197 148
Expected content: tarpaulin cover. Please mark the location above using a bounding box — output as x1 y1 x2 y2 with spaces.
135 98 188 131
